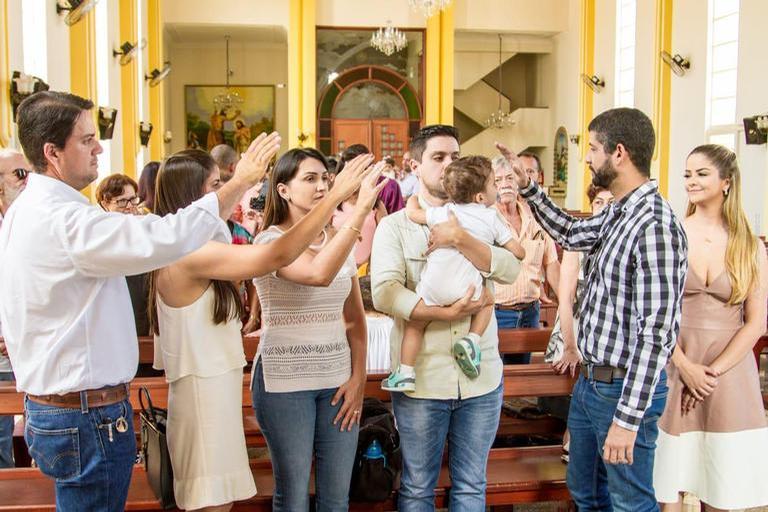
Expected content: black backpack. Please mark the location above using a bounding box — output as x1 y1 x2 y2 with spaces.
349 397 402 502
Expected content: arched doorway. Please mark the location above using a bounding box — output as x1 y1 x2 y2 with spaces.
317 65 422 160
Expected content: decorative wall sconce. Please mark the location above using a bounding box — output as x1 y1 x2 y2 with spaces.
97 107 117 140
163 130 173 143
569 134 580 145
661 51 691 77
56 0 99 26
581 74 605 93
113 39 146 66
139 122 153 146
145 62 171 87
10 71 50 121
297 132 310 147
743 114 768 145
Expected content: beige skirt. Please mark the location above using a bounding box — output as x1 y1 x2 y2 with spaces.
167 367 256 510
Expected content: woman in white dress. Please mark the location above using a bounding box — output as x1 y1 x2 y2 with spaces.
148 133 376 511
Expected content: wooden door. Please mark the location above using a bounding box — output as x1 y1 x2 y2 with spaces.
332 120 371 156
371 120 409 162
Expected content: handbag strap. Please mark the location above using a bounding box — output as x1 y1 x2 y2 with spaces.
138 386 158 424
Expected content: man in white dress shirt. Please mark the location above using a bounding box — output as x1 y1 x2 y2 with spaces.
0 91 277 511
0 148 30 468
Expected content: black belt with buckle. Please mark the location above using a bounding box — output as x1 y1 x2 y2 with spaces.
579 364 627 383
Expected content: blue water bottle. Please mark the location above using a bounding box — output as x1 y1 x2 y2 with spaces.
363 439 387 467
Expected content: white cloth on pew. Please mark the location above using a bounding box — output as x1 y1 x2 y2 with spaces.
167 367 256 509
0 173 229 395
366 314 393 372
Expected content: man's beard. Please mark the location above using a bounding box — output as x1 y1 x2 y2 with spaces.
423 178 449 200
590 159 618 189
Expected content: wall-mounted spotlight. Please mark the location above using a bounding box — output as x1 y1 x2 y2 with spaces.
10 71 50 121
661 51 691 77
97 107 117 140
113 39 146 66
145 62 171 87
56 0 99 26
139 122 153 146
569 134 580 145
743 114 768 145
581 73 605 93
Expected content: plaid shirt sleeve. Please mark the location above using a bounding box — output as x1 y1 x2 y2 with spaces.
519 182 605 251
614 221 687 430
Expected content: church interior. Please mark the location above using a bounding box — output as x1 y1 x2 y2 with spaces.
0 0 767 511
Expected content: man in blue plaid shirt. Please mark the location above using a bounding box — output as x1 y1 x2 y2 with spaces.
499 108 687 510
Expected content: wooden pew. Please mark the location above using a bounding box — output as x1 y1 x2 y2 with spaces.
0 328 574 511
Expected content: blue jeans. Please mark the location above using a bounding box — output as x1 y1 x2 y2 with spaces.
251 360 359 512
495 302 540 364
24 394 136 512
567 372 668 511
392 381 503 511
0 372 14 468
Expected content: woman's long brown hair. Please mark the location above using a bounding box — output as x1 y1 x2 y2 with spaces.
147 149 245 335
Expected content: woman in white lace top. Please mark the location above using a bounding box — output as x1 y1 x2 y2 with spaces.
252 148 387 511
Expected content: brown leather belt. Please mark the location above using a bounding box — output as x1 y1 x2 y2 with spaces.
27 383 129 409
495 301 537 311
580 364 627 384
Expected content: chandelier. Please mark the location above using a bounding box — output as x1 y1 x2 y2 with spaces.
484 34 515 130
213 36 243 112
409 0 452 17
371 21 408 56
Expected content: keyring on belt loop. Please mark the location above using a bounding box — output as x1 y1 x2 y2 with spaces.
80 390 89 414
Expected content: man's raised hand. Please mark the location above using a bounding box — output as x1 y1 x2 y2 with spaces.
495 141 530 190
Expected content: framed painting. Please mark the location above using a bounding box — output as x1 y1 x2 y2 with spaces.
185 85 275 153
550 126 568 198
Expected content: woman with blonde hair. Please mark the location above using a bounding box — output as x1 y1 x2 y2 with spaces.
654 144 768 510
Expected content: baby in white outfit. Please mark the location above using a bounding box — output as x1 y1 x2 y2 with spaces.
382 156 525 392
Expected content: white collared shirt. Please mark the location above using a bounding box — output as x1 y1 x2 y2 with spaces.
0 173 229 395
0 212 9 373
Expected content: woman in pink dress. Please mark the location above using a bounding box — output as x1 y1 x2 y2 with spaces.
654 144 768 510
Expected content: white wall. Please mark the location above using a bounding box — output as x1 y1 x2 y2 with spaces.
667 0 708 217
544 0 582 210
166 41 288 154
162 0 289 28
735 0 768 235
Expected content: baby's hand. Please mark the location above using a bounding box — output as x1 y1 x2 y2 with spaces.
405 195 428 225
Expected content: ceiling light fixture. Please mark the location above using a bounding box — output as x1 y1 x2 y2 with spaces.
213 36 243 113
484 34 515 130
409 0 452 18
370 21 408 57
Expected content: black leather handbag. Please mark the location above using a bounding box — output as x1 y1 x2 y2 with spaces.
139 387 176 509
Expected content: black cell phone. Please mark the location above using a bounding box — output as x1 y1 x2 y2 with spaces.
250 196 266 212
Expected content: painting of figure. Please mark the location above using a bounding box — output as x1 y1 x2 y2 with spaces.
185 85 275 151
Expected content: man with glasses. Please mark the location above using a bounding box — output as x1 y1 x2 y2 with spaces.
0 148 30 468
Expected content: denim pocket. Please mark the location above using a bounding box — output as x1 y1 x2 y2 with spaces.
25 424 81 481
591 380 623 403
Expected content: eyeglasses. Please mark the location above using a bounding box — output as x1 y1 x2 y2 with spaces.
12 168 28 181
111 196 141 208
